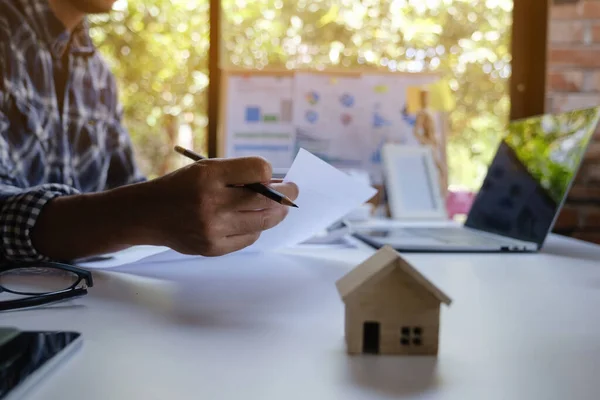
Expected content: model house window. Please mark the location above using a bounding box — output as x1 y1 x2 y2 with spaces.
401 326 423 346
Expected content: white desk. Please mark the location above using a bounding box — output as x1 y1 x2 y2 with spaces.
4 233 600 400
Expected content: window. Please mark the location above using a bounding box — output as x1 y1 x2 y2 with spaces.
401 326 423 346
89 0 517 191
222 0 514 191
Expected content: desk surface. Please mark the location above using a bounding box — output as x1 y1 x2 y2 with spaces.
5 233 600 400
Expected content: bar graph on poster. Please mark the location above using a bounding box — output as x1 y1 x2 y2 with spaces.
220 69 454 186
223 75 295 169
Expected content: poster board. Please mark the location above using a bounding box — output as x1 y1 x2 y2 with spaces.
218 68 451 191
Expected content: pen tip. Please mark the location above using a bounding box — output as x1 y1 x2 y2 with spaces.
282 198 299 208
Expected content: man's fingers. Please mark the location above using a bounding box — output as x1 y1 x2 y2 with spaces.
201 231 261 257
226 182 300 211
226 207 288 236
202 206 285 255
221 232 261 254
212 156 272 186
273 182 299 201
228 190 277 211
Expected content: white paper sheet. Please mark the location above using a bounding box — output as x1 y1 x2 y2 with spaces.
245 148 377 251
77 246 172 269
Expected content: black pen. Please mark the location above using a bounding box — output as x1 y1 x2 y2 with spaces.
174 145 298 208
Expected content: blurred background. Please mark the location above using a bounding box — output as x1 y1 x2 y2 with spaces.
88 0 600 244
88 0 512 190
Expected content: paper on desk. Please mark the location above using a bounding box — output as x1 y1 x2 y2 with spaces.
79 149 376 271
244 148 377 252
77 245 172 269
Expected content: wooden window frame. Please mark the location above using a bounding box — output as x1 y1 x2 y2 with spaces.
207 0 221 158
509 0 549 121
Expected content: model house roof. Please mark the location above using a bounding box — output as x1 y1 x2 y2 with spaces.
335 245 452 305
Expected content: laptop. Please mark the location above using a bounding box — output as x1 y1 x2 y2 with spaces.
353 106 600 253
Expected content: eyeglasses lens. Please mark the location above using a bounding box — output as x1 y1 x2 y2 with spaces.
0 267 81 296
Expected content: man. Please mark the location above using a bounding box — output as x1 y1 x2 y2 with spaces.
0 0 298 263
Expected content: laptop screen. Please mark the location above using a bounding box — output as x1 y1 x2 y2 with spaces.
464 106 600 247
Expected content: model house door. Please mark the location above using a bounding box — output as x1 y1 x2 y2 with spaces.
362 322 380 354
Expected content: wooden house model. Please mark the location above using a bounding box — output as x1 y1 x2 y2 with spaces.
335 245 452 356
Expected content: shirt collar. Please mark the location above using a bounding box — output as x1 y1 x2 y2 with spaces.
18 0 96 59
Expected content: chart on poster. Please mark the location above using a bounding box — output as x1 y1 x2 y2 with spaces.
222 70 452 186
224 75 295 168
362 73 447 183
292 73 371 171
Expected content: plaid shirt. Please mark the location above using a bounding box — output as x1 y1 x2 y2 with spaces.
0 0 145 263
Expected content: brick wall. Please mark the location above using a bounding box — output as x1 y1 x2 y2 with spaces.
548 0 600 244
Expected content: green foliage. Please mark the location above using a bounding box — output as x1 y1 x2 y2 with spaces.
89 0 210 178
90 0 512 189
505 108 600 203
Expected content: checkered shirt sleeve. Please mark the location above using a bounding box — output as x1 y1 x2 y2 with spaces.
0 184 80 262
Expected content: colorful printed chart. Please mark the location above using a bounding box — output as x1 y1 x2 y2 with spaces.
222 71 450 184
292 73 371 171
224 75 295 169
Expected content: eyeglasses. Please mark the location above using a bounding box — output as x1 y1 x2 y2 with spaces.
0 261 93 311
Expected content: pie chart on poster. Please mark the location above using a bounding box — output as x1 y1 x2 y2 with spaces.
306 92 320 105
340 93 354 108
305 110 319 124
341 113 352 126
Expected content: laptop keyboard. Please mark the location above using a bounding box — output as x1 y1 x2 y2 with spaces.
401 227 514 246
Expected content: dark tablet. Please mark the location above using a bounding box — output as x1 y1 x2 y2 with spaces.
0 328 82 400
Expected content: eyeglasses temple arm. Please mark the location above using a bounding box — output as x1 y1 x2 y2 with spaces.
0 288 88 312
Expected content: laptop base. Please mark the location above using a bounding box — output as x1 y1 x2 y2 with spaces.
352 226 539 253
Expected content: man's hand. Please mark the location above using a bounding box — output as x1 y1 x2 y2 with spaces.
144 156 298 256
30 157 298 261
